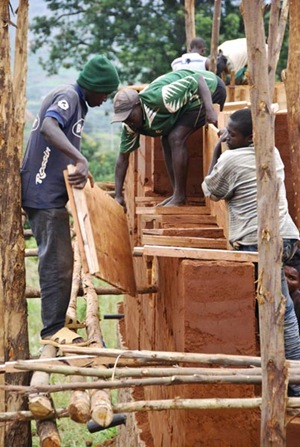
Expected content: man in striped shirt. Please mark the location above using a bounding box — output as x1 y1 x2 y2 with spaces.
202 108 300 396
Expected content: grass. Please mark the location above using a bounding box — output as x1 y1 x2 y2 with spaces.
25 245 123 446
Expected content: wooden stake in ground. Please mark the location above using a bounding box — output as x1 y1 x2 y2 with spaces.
28 344 60 446
82 271 113 428
36 420 61 447
67 238 91 423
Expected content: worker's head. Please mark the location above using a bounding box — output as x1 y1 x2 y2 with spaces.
284 265 300 295
226 108 253 150
77 55 120 107
111 88 143 131
189 38 206 55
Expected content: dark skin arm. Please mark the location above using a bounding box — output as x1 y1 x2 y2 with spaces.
207 129 228 174
40 117 92 189
114 151 130 210
197 74 218 127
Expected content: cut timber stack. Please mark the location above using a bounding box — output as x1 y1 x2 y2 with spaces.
136 205 227 250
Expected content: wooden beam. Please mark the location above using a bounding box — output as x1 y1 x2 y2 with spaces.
134 245 258 262
141 235 227 250
142 228 224 238
136 206 211 215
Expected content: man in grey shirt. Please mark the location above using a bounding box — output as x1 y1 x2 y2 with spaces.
202 108 300 397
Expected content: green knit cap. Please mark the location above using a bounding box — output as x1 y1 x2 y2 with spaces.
77 55 120 93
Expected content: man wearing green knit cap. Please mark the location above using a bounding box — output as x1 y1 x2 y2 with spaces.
21 55 119 347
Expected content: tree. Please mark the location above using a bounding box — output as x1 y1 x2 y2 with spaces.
242 0 290 445
30 0 249 83
0 0 31 445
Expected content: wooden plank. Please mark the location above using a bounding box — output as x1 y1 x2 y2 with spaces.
223 101 251 111
65 168 136 295
142 228 225 238
161 214 217 226
135 196 205 206
64 171 89 272
136 206 211 215
134 245 258 262
142 235 227 249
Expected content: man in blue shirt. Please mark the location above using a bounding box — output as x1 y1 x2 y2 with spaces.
21 55 119 346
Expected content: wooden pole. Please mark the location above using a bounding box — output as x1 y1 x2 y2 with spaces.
284 0 300 226
184 0 195 50
0 1 31 445
209 0 222 73
242 1 287 446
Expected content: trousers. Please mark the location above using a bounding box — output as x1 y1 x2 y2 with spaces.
25 207 73 339
238 239 300 396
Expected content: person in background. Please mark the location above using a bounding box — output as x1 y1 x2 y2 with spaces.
111 69 226 208
285 249 300 330
217 37 249 84
202 108 300 397
171 37 209 71
21 55 120 347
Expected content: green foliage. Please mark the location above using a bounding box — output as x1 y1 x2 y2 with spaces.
81 133 118 182
30 0 289 85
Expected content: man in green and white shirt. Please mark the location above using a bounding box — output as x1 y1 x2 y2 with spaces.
112 69 226 208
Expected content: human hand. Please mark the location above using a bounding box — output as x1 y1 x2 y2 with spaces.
88 172 95 188
68 158 89 189
115 195 127 213
218 128 228 142
205 108 218 128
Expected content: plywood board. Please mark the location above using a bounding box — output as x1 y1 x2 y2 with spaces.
65 169 136 295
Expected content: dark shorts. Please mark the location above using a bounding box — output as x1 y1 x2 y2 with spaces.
175 76 227 129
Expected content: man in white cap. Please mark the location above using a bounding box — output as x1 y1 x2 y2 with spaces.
112 69 226 208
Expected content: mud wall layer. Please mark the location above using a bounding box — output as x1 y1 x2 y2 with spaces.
122 257 262 446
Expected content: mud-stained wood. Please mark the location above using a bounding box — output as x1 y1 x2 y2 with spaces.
65 168 136 295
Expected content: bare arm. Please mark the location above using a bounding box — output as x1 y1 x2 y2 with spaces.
114 152 130 209
40 117 89 188
197 74 218 127
207 129 227 174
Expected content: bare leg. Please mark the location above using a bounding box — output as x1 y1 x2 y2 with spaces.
162 125 194 206
155 136 175 207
